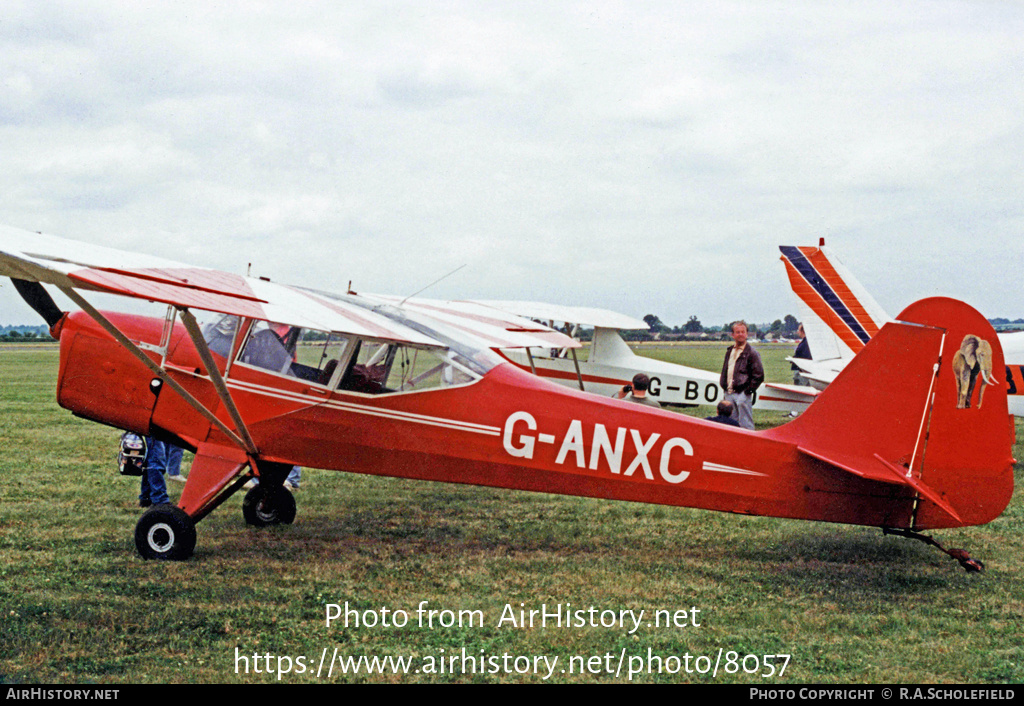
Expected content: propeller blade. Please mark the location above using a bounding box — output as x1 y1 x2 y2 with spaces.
11 278 64 328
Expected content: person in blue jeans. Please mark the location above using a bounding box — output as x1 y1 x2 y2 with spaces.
245 466 302 490
165 444 185 483
139 438 170 507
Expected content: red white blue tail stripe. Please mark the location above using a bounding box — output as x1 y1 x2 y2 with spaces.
779 245 888 357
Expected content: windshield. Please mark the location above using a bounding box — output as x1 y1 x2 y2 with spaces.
301 287 503 377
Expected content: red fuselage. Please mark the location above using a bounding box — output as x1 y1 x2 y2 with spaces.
53 304 1014 532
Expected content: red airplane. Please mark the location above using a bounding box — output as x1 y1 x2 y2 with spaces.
0 225 1015 570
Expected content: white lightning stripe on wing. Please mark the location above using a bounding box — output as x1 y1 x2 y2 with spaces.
701 462 767 477
224 379 503 436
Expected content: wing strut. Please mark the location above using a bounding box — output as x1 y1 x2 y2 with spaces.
176 307 259 455
570 348 585 391
58 287 254 454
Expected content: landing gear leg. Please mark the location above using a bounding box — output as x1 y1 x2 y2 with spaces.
135 445 251 561
883 528 985 573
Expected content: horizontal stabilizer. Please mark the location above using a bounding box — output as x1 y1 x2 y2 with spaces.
796 446 963 524
762 382 819 400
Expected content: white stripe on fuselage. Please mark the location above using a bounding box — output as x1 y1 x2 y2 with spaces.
225 378 502 436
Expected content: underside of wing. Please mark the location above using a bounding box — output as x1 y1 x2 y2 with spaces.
358 294 580 350
0 224 443 348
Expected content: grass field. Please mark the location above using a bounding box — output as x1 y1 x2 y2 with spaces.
1 345 1022 684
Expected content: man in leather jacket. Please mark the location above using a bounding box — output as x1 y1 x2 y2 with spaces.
719 321 764 430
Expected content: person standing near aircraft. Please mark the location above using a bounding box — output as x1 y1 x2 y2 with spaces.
720 321 764 430
244 466 303 491
139 438 170 507
791 323 811 385
612 373 661 408
165 444 186 484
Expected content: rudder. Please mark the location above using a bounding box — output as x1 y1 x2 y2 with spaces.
767 297 1014 529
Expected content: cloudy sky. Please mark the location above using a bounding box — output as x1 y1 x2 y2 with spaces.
1 1 1022 328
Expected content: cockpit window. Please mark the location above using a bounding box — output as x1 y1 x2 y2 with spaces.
232 319 481 394
239 321 295 374
201 314 241 359
236 321 351 386
336 341 479 395
293 330 352 385
338 340 392 394
384 345 475 392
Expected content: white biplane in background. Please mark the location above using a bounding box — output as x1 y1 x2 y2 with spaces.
460 300 819 414
780 240 1024 417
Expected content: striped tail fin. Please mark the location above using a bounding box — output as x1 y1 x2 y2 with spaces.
779 243 890 362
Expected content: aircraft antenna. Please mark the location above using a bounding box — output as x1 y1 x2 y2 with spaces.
399 264 466 306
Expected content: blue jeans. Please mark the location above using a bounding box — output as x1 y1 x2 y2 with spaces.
166 444 184 477
251 466 301 488
140 438 170 506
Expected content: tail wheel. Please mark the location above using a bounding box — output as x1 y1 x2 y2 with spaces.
242 485 297 527
135 504 196 561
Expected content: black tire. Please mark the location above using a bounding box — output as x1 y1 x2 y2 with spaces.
242 485 297 527
135 504 196 560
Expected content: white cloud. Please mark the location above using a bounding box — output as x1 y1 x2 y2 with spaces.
1 0 1023 328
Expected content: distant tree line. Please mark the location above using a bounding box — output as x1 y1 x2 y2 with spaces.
629 313 801 341
990 318 1024 332
1 325 54 341
624 313 1021 342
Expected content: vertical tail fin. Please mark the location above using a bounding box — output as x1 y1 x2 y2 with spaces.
779 244 890 362
766 297 1014 529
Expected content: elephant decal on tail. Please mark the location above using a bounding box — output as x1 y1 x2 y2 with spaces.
952 334 997 409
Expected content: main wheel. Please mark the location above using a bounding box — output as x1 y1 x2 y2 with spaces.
242 485 297 526
135 504 196 560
